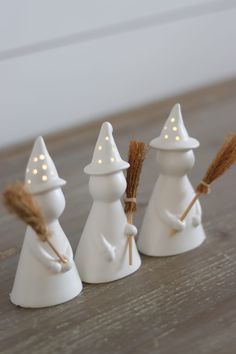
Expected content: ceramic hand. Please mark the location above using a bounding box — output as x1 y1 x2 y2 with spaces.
168 213 186 231
48 260 62 274
125 224 138 237
61 258 73 273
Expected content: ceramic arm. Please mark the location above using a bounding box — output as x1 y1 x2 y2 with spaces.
28 235 62 273
156 204 186 231
61 240 74 273
64 240 73 260
97 233 116 262
192 199 202 227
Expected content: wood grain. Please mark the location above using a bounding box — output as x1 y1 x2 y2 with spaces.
0 80 236 354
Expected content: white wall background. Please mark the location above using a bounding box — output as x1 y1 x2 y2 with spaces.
0 0 236 148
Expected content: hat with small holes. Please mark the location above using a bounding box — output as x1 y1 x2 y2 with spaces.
84 122 129 175
150 104 199 150
25 136 66 194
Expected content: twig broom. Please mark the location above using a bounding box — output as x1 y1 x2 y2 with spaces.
171 133 236 235
124 141 149 265
3 182 67 263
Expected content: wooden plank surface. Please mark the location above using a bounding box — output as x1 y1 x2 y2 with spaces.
0 79 236 354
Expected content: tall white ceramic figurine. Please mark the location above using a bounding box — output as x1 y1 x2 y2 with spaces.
138 104 206 256
75 122 141 283
10 137 82 307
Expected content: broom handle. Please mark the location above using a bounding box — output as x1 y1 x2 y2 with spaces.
46 239 67 264
170 191 201 236
180 191 201 221
127 212 133 265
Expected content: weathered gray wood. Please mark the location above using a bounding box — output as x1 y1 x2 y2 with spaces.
0 80 236 354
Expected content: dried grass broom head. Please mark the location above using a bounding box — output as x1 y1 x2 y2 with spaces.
2 182 50 241
124 140 149 214
196 133 236 194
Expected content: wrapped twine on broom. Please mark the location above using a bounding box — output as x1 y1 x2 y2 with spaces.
171 133 236 235
124 141 149 265
2 182 67 263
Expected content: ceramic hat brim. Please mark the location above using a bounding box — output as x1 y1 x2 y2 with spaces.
84 161 130 175
26 177 66 195
150 137 199 150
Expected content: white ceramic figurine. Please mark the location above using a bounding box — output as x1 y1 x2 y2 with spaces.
138 104 206 256
10 137 82 308
75 122 141 283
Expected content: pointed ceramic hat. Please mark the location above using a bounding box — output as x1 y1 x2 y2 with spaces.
150 103 199 150
25 136 66 194
84 122 129 175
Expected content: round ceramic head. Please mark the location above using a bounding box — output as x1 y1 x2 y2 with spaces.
25 136 66 194
150 104 199 151
84 122 130 175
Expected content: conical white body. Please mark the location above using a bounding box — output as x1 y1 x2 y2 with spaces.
138 173 205 256
138 104 205 256
75 122 141 283
10 137 82 308
75 173 141 283
10 220 82 307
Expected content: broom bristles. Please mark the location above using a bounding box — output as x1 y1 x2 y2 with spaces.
196 133 236 194
124 140 149 214
2 182 50 241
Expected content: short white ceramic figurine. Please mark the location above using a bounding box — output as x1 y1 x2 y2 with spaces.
10 137 82 308
75 122 141 283
138 104 206 256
